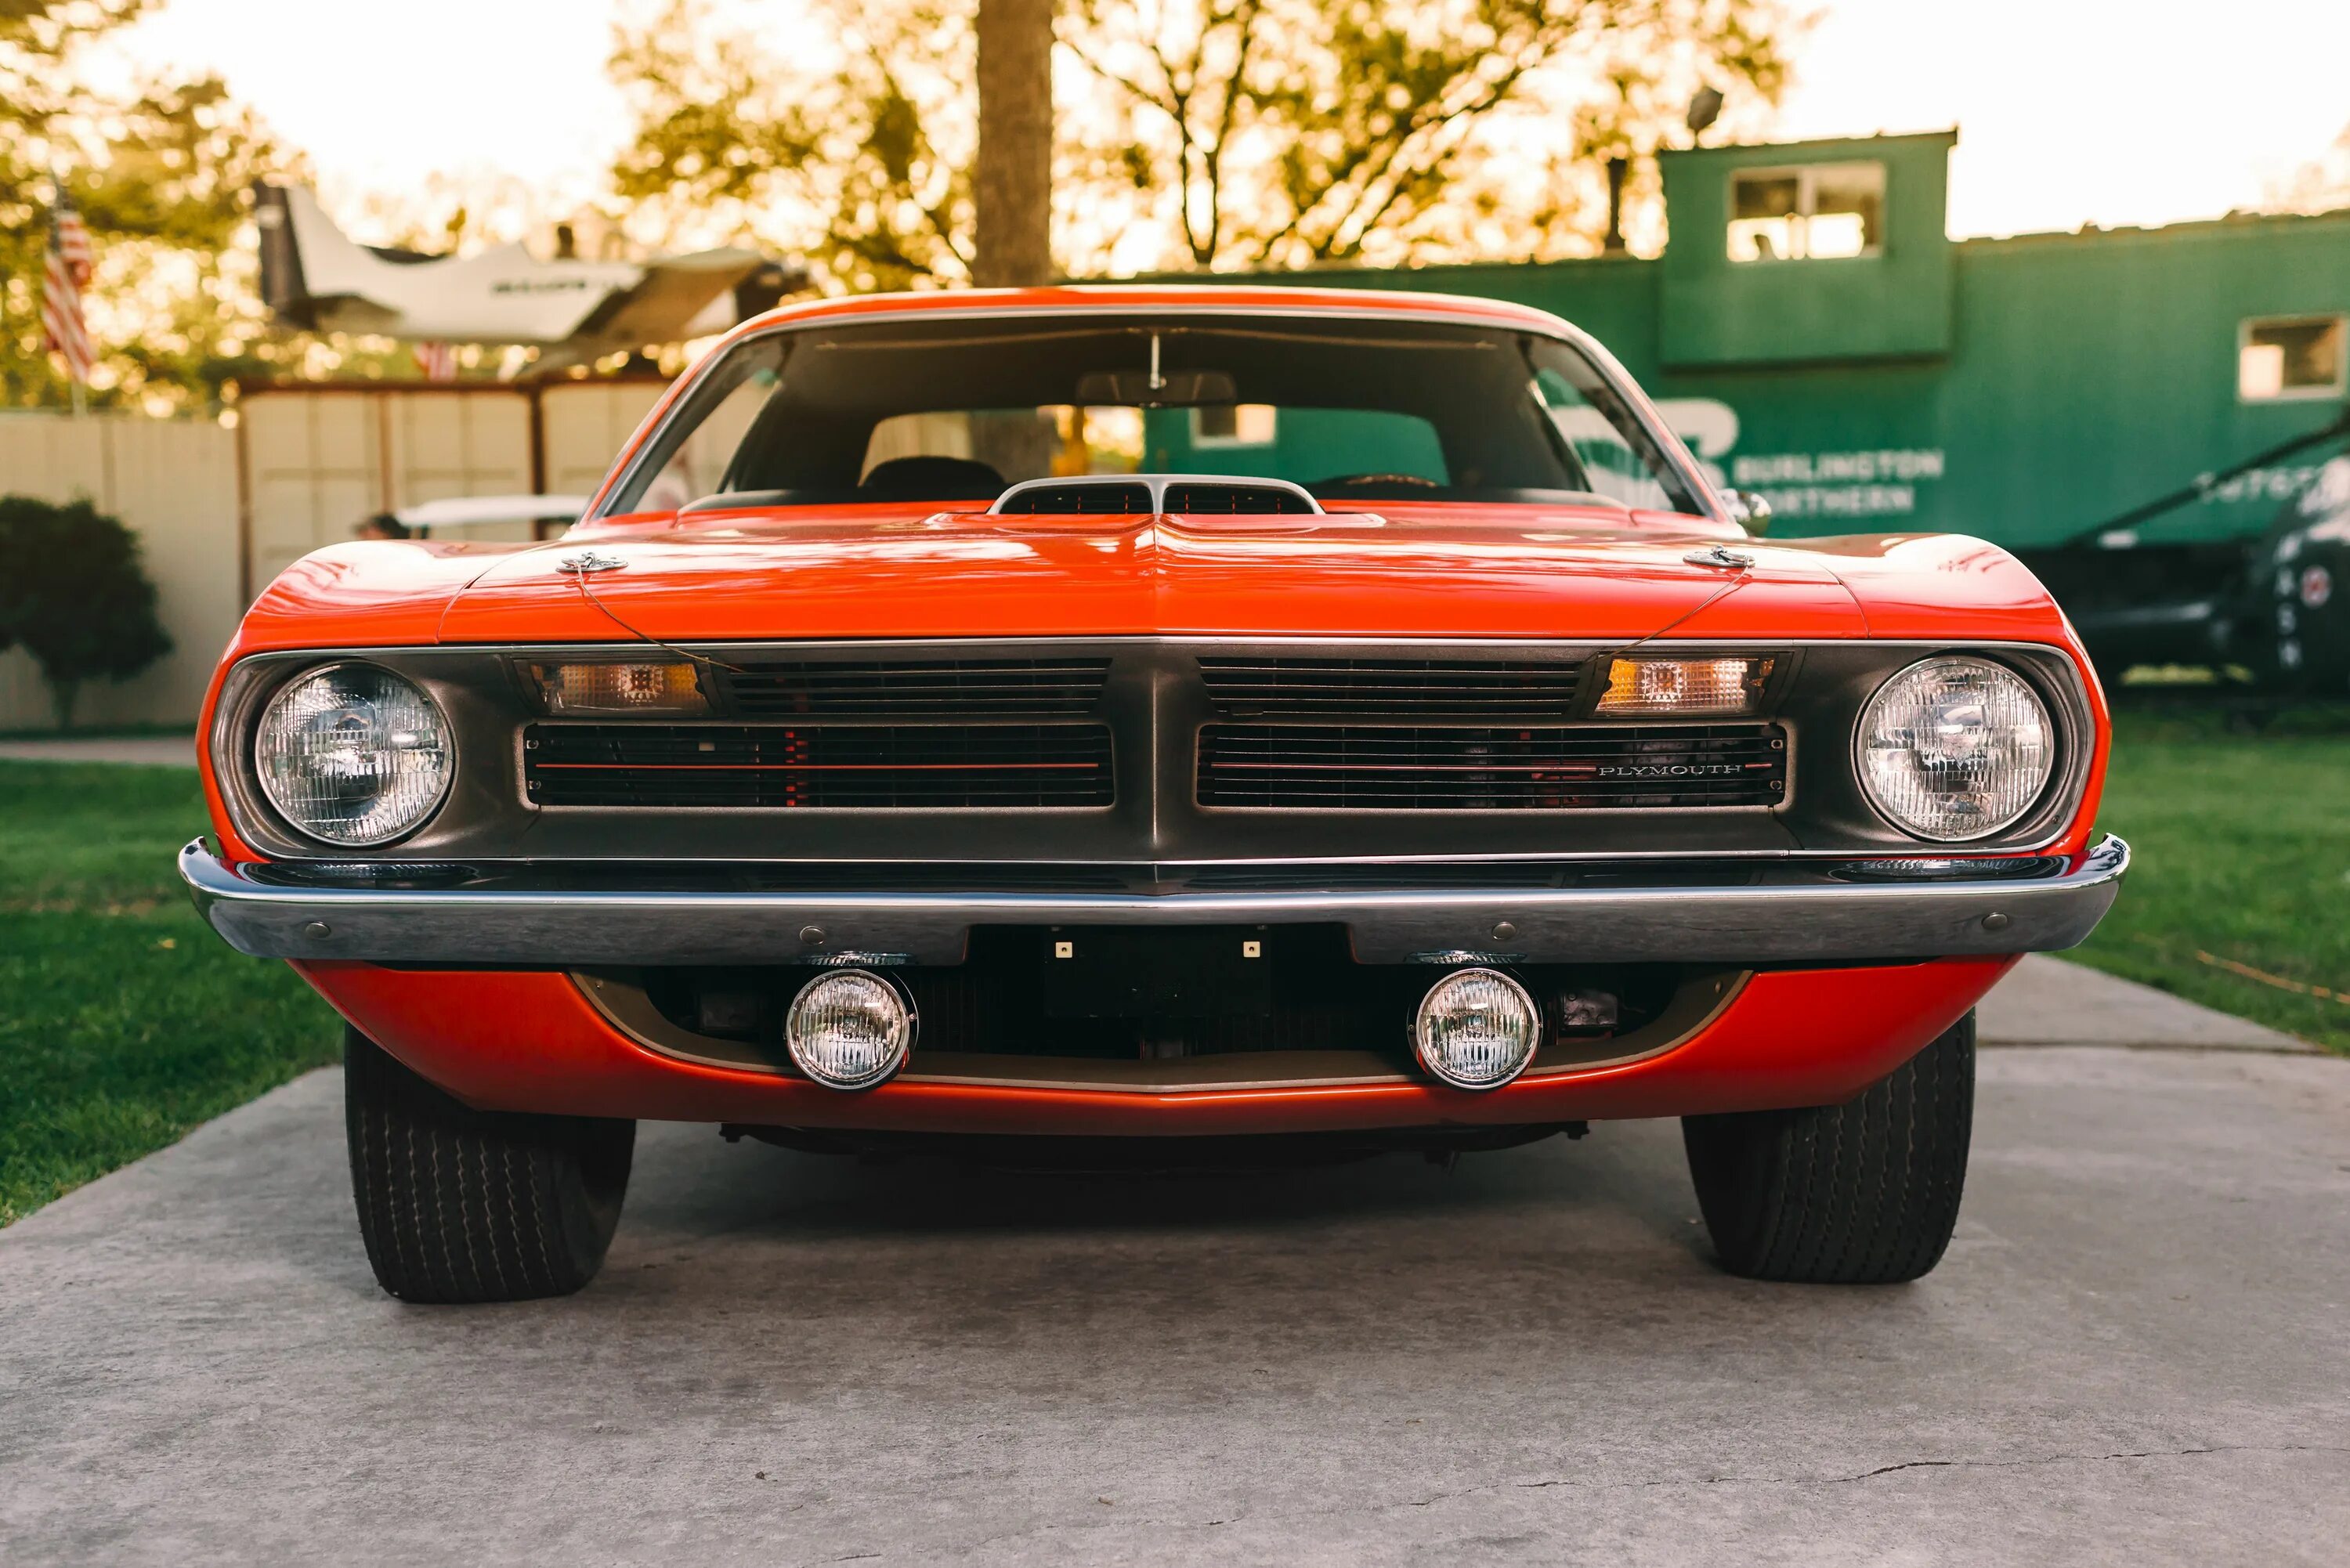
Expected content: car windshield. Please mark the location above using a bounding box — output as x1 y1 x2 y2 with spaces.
602 313 1709 518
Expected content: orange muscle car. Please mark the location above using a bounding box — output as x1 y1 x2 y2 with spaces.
183 286 2127 1301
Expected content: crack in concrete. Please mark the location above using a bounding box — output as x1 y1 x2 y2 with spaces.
792 1443 2350 1563
1841 1448 2211 1482
1979 1041 2321 1057
1413 1442 2350 1506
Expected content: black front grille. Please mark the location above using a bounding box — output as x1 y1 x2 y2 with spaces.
1197 723 1787 809
1161 482 1313 515
526 724 1114 808
995 482 1151 515
718 658 1109 717
1198 656 1582 717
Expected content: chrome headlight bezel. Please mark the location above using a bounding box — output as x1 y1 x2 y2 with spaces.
251 660 456 848
1853 654 2059 844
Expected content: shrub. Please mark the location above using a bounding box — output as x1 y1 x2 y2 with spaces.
0 495 173 729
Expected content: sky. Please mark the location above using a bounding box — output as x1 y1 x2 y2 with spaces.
106 0 645 210
101 0 2350 242
1775 0 2350 237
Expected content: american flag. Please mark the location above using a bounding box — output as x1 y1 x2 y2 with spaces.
413 340 457 381
42 179 96 386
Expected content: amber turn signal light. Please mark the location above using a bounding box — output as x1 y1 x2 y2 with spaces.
530 660 709 716
1596 656 1772 717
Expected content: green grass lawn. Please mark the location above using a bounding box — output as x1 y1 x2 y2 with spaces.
2072 703 2350 1053
0 763 338 1226
0 706 2342 1227
0 721 198 742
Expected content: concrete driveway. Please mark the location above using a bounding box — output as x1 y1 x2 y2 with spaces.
2 961 2344 1566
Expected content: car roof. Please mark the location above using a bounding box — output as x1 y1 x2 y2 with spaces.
731 283 1575 339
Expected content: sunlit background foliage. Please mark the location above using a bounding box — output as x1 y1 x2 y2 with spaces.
7 0 1803 405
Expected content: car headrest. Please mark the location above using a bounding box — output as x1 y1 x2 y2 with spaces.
859 456 1009 501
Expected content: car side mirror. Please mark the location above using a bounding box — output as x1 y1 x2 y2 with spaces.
1723 490 1773 536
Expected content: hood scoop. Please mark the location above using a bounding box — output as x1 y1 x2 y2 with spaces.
991 473 1321 516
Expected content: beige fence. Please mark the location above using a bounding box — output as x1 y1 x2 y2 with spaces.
0 380 667 730
237 380 671 592
0 413 242 731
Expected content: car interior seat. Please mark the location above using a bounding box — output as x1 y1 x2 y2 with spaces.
859 456 1009 501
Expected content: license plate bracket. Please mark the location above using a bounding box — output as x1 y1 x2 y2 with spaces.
1039 927 1274 1018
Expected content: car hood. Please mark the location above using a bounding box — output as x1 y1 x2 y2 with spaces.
419 504 1869 645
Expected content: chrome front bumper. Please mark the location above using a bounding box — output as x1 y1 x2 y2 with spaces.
179 836 2128 968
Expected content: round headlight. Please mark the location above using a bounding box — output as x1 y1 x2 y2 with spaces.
1857 656 2055 842
254 663 452 847
785 970 914 1090
1412 967 1542 1091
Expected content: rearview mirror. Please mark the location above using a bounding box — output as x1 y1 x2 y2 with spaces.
1073 369 1238 408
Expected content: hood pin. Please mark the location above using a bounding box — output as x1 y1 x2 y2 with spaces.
1684 544 1755 569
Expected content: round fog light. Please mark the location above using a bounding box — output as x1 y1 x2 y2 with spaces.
784 970 913 1090
1412 968 1542 1091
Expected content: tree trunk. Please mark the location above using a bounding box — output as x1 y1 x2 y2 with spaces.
49 677 79 732
972 0 1054 287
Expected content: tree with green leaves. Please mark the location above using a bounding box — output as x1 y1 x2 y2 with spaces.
609 0 1793 289
0 493 172 728
1065 0 1791 269
610 0 977 294
2 0 291 410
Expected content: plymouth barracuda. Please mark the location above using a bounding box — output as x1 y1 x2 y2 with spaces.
182 285 2127 1300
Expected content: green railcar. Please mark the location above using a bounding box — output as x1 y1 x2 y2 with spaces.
1158 132 2350 686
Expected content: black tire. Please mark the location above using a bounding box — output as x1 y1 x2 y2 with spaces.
1683 1010 1974 1284
343 1026 634 1303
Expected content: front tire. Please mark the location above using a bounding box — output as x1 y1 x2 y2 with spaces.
343 1026 634 1303
1683 1011 1974 1284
